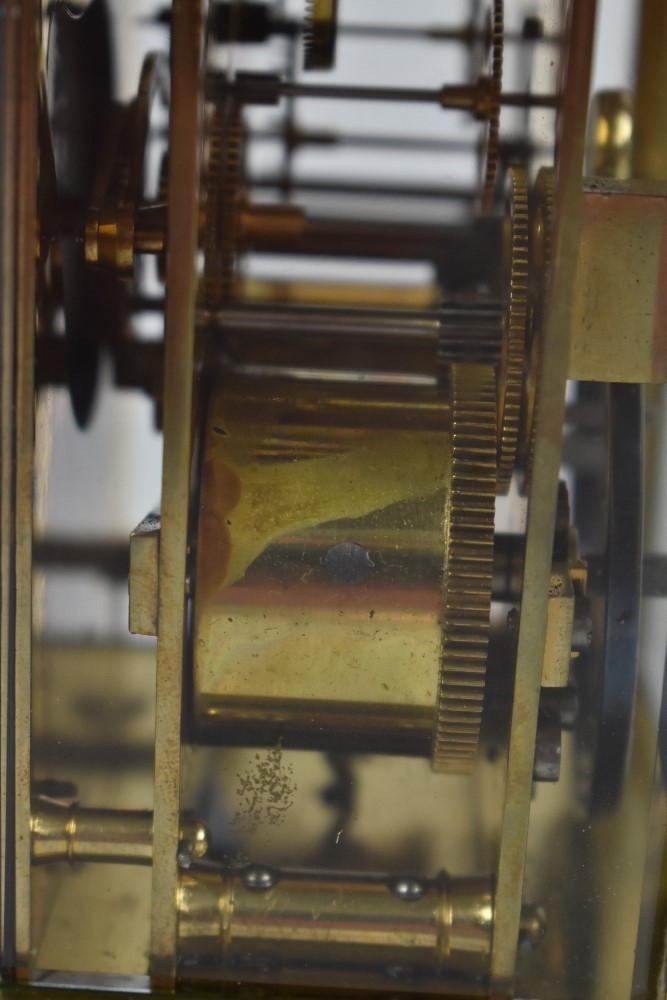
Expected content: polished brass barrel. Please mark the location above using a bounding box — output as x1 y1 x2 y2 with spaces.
177 868 494 986
192 373 452 754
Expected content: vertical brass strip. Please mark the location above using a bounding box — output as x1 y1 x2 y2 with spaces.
490 0 596 991
632 4 667 986
13 0 38 971
0 1 17 972
0 0 39 977
150 0 206 986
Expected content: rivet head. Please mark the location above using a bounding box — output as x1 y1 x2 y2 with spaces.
389 876 427 900
242 864 277 891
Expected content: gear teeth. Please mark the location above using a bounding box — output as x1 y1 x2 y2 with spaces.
303 0 315 47
433 364 497 774
497 165 529 491
303 0 338 71
481 0 504 209
201 103 243 309
536 168 554 284
521 167 554 495
221 112 243 301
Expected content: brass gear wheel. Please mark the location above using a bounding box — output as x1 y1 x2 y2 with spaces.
201 100 243 308
497 165 529 491
529 166 554 309
481 0 503 210
433 363 497 773
519 166 554 494
304 0 339 71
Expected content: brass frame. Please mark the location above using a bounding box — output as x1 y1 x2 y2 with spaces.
0 0 39 977
5 0 666 994
490 0 597 991
150 0 207 986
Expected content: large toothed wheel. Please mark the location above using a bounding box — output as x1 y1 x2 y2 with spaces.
433 363 497 773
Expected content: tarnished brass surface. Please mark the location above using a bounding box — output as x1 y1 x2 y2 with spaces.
568 178 667 385
129 513 160 637
30 638 157 976
178 868 495 985
32 642 156 756
34 865 153 978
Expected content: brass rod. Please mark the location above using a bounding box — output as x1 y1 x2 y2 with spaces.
31 802 208 867
231 76 558 111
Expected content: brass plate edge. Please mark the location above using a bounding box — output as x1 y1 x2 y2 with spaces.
490 0 597 990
